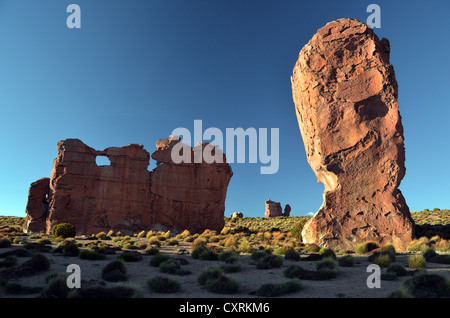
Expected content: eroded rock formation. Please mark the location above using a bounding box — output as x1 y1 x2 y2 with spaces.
23 137 232 235
265 199 291 218
23 178 50 233
291 18 415 250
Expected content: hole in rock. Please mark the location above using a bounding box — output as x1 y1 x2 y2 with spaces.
96 155 111 166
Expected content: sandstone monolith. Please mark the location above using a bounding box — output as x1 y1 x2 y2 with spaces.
291 18 415 250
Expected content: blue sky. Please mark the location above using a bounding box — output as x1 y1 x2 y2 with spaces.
0 0 449 218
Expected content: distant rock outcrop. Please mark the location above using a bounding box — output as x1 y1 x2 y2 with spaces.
291 18 415 250
23 137 232 235
230 212 243 219
265 200 290 218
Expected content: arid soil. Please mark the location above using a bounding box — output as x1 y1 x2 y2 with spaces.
1 239 449 298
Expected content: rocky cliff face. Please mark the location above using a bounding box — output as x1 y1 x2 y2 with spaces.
291 18 415 250
23 137 232 235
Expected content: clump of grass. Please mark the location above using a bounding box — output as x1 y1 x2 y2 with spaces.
147 237 161 247
355 241 379 254
373 254 392 268
250 249 272 261
255 279 301 297
191 245 218 260
315 257 339 279
291 218 309 240
117 251 143 262
0 238 12 248
2 253 51 278
221 255 241 273
284 249 301 261
102 260 127 282
168 238 179 246
423 248 450 264
147 276 180 293
56 239 80 256
78 249 106 260
51 223 76 238
238 238 254 253
144 245 159 255
41 274 70 298
76 283 142 298
159 259 191 276
284 259 338 281
150 253 170 267
256 254 283 269
385 263 409 278
175 230 191 240
408 254 426 269
390 273 450 298
338 255 354 267
319 248 336 259
368 244 396 267
407 237 430 252
302 244 320 253
198 267 224 286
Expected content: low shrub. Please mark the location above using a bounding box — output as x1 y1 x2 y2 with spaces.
285 249 301 261
117 252 142 262
319 248 336 259
423 248 450 264
256 255 283 269
250 249 271 261
0 238 12 248
51 223 76 238
355 241 379 254
41 274 70 298
57 240 80 256
291 218 309 240
256 279 301 297
407 237 430 252
191 246 218 260
159 259 191 276
386 263 409 277
302 244 320 253
408 254 426 269
198 267 224 286
392 273 450 298
221 256 241 273
147 276 180 293
373 254 392 268
150 253 170 267
284 263 338 281
338 255 354 267
78 250 106 260
76 283 142 298
144 246 159 255
205 275 239 294
102 260 127 282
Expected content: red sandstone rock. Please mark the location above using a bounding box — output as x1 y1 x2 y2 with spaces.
291 18 415 250
149 138 232 233
265 199 283 218
23 178 50 233
23 137 232 235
